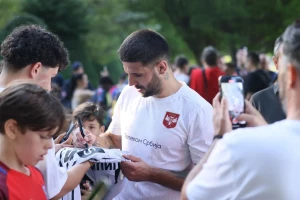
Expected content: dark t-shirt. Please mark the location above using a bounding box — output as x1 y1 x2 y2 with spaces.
244 69 271 95
250 84 286 124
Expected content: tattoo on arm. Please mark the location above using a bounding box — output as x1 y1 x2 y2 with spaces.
167 169 191 179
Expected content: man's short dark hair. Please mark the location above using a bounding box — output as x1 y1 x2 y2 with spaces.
201 46 218 66
1 25 69 72
118 29 170 66
247 52 260 67
99 76 114 86
174 55 189 70
73 102 105 126
0 83 65 135
282 20 300 70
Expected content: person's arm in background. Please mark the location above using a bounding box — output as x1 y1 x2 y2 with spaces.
181 140 219 200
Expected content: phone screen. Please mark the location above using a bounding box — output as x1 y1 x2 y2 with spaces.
221 81 246 128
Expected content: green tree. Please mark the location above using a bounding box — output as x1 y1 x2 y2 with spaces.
126 0 298 64
0 0 21 29
0 13 46 44
21 0 99 85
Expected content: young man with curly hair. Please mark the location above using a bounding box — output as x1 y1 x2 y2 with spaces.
0 25 95 199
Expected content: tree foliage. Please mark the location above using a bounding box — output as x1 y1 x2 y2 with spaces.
1 0 300 80
126 0 299 63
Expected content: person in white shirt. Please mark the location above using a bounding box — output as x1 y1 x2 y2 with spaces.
0 25 95 199
76 29 214 200
173 55 190 84
181 21 300 200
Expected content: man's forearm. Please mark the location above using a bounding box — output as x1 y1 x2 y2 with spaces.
180 140 218 200
147 166 192 191
51 162 92 200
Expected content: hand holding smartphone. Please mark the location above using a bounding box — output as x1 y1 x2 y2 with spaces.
219 76 247 129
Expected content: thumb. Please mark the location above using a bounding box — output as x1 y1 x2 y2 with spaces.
244 100 258 115
123 155 142 162
221 97 230 120
54 132 66 144
236 113 253 126
63 134 73 145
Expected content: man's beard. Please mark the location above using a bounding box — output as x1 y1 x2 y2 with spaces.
137 73 162 98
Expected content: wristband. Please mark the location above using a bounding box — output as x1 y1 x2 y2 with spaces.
213 135 223 140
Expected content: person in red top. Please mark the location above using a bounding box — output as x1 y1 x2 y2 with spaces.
0 83 65 200
189 46 224 104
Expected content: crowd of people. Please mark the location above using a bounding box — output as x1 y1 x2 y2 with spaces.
0 19 299 200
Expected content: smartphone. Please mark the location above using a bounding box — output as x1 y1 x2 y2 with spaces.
219 76 246 129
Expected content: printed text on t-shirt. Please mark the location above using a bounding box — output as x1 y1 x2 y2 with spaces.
124 133 162 149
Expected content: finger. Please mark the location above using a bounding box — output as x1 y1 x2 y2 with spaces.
212 93 221 109
244 100 258 115
54 132 66 144
221 97 230 121
63 134 73 145
81 189 88 195
76 131 86 144
236 113 253 125
61 144 73 148
84 134 94 142
123 154 142 162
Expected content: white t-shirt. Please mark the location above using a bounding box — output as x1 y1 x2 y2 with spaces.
186 120 300 200
108 83 214 200
36 140 68 199
0 87 67 199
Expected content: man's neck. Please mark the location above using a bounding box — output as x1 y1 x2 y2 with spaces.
154 73 182 98
0 71 28 88
0 136 29 175
287 92 300 121
248 66 257 73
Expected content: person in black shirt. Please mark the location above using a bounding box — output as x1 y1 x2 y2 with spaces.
244 52 271 100
250 35 286 123
250 84 286 123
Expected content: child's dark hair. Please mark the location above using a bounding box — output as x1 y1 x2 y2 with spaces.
73 102 104 126
0 83 65 135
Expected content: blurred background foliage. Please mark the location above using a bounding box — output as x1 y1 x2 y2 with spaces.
0 0 299 86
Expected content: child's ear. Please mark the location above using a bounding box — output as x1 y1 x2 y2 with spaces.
100 125 105 133
4 119 19 140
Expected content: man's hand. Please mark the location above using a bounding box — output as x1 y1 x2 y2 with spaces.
81 181 92 200
73 128 96 148
236 100 268 127
121 155 151 182
212 93 232 136
54 132 73 153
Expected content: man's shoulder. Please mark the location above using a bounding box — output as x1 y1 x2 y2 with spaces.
179 85 212 108
223 121 287 148
190 68 202 78
251 85 274 101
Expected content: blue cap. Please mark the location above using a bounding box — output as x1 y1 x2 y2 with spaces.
72 61 83 71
